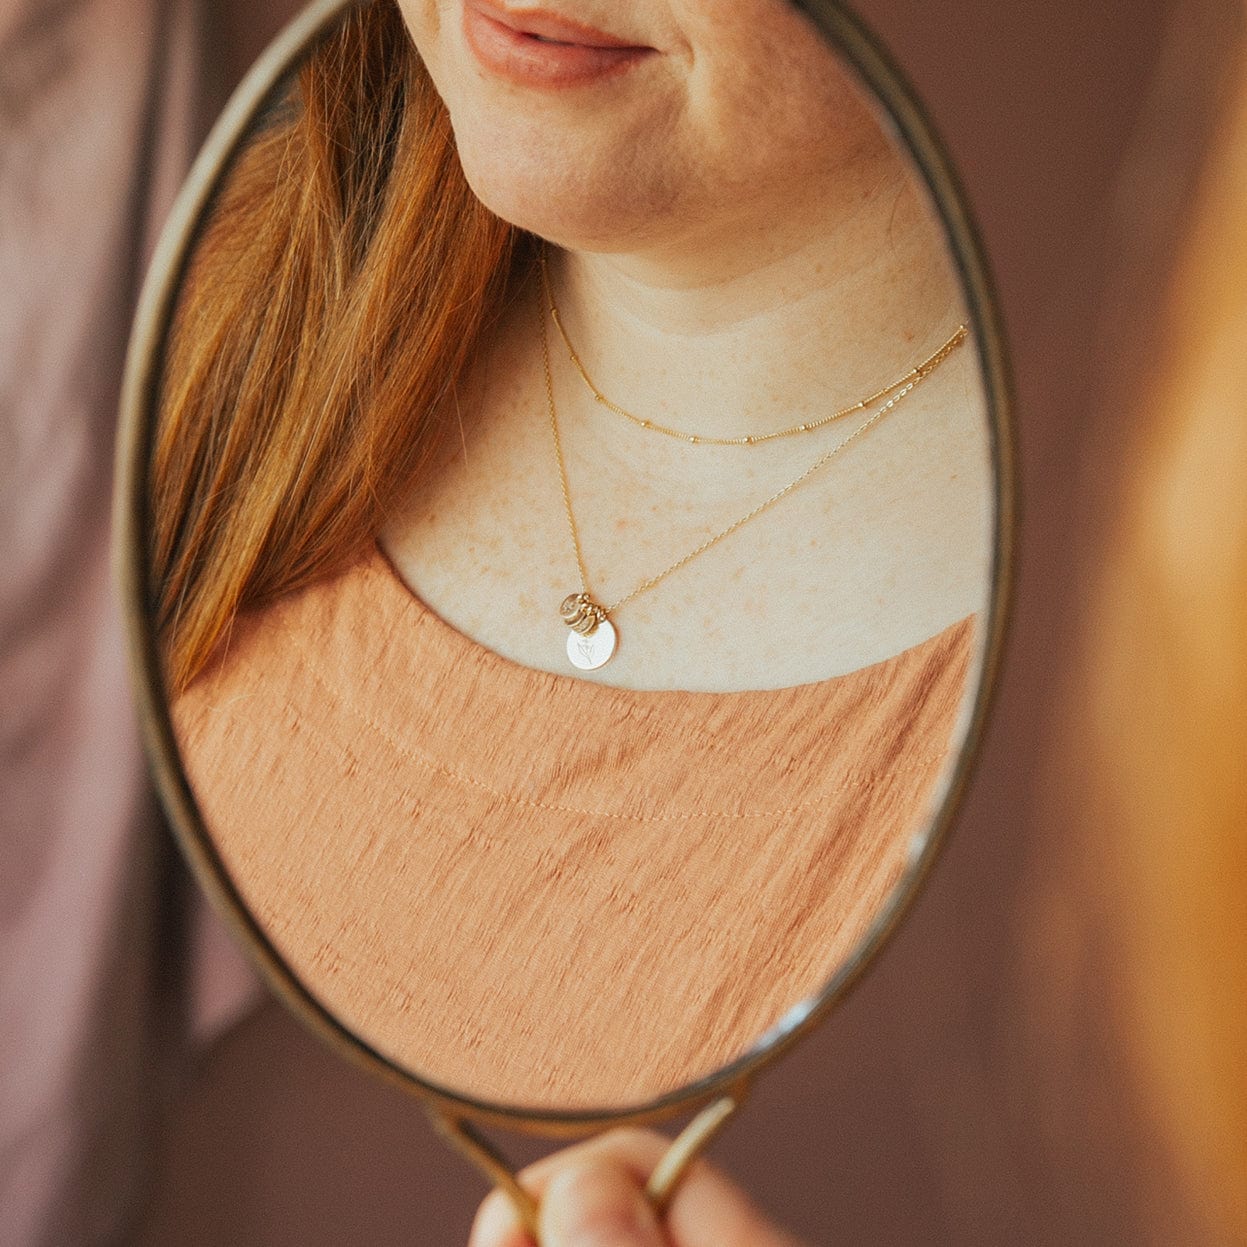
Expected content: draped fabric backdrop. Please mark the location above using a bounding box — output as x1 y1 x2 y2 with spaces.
1 2 266 1242
1 1 1240 1244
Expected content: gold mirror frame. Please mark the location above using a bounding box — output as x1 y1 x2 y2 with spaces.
114 0 1013 1226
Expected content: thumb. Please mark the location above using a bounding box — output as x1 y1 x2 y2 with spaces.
538 1158 669 1247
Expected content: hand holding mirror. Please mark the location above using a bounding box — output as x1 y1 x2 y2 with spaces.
117 0 1011 1233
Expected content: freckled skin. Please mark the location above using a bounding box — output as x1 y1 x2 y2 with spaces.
382 0 993 691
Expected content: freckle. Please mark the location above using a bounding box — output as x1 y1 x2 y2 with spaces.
616 517 629 531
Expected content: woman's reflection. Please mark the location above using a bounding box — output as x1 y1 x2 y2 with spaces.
152 0 991 1110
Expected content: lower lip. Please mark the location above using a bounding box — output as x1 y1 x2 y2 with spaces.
462 5 652 89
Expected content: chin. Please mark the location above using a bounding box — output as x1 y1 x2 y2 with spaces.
450 121 685 254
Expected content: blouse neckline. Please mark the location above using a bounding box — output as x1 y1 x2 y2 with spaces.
369 539 976 709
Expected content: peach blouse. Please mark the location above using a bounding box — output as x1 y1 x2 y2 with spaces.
173 546 975 1110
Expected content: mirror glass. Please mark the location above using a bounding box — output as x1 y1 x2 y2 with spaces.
131 0 1005 1116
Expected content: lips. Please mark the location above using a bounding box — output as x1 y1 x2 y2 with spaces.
463 0 655 88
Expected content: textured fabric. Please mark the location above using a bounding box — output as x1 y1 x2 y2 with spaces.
173 544 975 1110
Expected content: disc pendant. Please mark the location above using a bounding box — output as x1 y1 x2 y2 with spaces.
566 618 617 670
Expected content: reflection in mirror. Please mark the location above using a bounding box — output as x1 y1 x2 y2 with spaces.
142 0 996 1114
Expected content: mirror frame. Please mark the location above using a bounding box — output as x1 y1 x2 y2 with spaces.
114 0 1014 1138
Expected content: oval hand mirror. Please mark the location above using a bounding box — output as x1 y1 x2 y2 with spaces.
117 0 1011 1229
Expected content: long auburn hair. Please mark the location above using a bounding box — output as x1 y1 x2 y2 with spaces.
151 0 523 693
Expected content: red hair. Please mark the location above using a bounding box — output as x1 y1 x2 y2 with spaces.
151 0 526 692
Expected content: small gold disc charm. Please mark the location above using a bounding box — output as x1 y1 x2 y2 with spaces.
566 618 617 670
560 592 607 636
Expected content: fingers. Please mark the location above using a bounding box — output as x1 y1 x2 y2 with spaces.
468 1132 665 1247
467 1129 805 1247
469 1187 538 1247
540 1159 669 1246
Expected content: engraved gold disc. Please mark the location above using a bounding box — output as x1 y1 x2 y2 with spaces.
566 619 617 670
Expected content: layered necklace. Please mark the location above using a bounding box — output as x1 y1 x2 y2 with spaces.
539 257 967 671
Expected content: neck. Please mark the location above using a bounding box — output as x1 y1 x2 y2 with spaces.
543 141 963 443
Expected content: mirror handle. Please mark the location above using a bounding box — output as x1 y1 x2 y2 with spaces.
428 1084 749 1241
645 1090 744 1211
428 1110 542 1235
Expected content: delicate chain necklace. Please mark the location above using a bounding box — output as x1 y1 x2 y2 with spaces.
540 282 968 671
542 254 966 447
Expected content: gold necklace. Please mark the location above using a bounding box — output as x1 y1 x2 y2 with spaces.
540 295 967 670
542 254 966 447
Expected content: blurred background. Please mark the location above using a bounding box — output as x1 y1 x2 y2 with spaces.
2 0 1243 1243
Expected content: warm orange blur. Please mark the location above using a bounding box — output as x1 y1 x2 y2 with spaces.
1067 36 1247 1238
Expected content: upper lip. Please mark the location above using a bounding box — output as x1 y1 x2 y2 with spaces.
465 0 650 49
